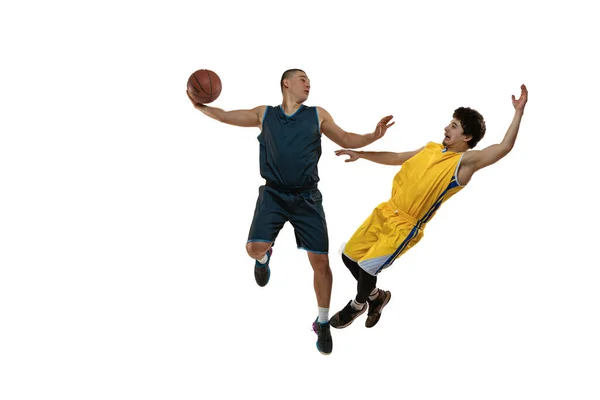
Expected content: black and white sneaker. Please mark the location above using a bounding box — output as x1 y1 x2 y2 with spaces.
329 300 367 329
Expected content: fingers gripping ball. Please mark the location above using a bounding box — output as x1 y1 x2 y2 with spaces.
187 69 222 104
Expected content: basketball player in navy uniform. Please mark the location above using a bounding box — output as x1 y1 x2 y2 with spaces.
187 69 394 355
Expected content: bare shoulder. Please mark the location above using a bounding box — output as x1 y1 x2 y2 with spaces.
315 106 334 129
253 105 268 114
316 106 332 119
254 105 268 124
319 106 338 119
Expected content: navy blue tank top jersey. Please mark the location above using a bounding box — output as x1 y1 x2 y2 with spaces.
258 105 321 190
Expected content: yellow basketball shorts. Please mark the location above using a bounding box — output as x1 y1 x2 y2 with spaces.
343 202 424 276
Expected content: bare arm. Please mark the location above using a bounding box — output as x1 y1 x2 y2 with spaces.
463 85 528 173
187 90 265 128
335 147 424 166
318 107 394 149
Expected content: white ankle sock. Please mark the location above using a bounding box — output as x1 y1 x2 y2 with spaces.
351 299 365 310
257 253 268 264
318 307 329 323
368 288 380 301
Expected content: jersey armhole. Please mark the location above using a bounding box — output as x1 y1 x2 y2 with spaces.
315 107 321 134
454 152 466 187
261 106 269 131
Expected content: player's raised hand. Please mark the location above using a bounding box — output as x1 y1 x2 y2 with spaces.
373 115 395 140
187 90 206 110
512 84 528 112
335 149 360 162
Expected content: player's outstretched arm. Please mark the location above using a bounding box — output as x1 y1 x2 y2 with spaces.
335 148 423 165
187 91 265 128
319 107 394 149
463 84 528 173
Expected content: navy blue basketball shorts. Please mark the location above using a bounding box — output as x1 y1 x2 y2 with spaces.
247 185 329 254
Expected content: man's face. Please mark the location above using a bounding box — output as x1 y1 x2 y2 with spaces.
286 72 310 102
443 118 469 147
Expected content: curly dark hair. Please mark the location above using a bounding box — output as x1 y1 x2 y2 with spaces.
453 107 486 148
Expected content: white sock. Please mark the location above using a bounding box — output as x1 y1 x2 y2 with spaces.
257 253 268 264
318 307 329 323
351 299 365 310
368 288 380 301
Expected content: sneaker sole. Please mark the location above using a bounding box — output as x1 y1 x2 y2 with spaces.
330 306 367 329
365 291 391 328
316 345 332 356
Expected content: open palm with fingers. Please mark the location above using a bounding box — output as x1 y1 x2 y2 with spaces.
512 84 528 112
335 149 360 162
373 115 395 140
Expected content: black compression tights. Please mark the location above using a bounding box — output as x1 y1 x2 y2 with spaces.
342 253 377 303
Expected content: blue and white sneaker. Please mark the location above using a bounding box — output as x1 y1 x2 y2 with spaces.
312 318 333 355
254 248 272 287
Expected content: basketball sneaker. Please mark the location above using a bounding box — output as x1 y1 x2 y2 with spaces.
365 290 391 328
329 300 367 329
254 248 272 287
312 318 333 355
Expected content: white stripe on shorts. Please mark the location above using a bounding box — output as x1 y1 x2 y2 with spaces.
358 255 392 276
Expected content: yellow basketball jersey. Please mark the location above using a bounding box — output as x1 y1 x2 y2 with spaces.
344 142 467 275
390 142 465 226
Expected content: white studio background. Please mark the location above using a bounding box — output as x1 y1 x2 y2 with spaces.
1 0 598 399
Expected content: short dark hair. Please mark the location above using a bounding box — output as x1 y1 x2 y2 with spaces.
453 107 486 148
280 69 305 92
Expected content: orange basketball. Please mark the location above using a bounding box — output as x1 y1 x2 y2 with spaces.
187 69 222 104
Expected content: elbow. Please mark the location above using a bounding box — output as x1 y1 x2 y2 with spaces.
500 137 517 153
339 134 355 149
495 142 513 157
501 144 513 156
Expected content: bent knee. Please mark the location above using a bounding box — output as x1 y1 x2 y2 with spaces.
246 241 271 258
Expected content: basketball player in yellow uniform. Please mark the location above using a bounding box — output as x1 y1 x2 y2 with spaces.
329 84 528 329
